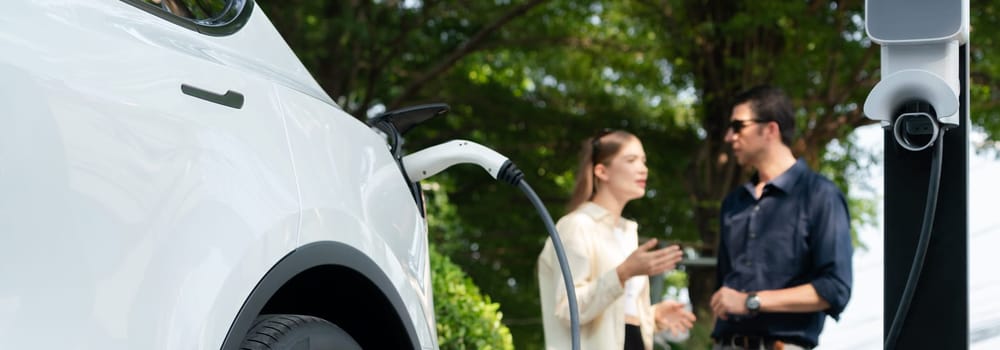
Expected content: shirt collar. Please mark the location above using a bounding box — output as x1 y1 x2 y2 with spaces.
577 201 636 230
744 158 808 195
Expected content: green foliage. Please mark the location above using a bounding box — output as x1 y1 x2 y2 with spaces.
970 2 1000 154
431 247 514 350
662 270 689 297
423 180 466 256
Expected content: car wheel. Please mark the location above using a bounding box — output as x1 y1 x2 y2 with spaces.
240 314 362 350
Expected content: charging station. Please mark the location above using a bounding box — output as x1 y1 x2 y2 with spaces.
863 0 969 348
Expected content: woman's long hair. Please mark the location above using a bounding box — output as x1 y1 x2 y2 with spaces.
566 129 637 211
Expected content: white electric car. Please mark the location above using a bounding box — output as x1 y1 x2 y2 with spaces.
0 1 438 349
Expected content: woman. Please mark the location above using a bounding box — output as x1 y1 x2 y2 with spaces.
538 129 696 350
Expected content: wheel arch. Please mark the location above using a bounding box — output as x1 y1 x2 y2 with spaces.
220 241 421 350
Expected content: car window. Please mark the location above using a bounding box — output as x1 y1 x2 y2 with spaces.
141 0 229 21
123 0 252 36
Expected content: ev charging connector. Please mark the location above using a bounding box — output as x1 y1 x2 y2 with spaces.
402 140 518 183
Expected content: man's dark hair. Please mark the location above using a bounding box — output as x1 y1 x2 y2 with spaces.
733 85 796 147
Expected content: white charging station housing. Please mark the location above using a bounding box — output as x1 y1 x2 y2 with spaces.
863 0 969 128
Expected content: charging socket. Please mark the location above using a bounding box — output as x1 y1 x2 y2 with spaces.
893 111 939 151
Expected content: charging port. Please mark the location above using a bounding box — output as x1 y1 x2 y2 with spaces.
903 115 936 135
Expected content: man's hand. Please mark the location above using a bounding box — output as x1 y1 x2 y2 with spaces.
616 239 683 283
653 300 696 336
709 286 749 320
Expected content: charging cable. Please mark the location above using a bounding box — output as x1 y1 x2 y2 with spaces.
884 122 946 350
403 140 581 350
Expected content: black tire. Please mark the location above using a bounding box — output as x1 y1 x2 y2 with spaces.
239 314 362 350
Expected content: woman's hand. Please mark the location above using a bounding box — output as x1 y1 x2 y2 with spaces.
653 300 696 336
616 239 683 283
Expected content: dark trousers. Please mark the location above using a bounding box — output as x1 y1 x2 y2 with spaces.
624 324 643 350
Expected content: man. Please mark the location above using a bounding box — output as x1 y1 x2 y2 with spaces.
709 85 853 350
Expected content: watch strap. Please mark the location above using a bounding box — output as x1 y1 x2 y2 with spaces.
745 292 760 316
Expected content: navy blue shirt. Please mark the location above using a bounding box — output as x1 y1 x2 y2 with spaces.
712 159 853 348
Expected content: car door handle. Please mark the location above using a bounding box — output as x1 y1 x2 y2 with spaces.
181 84 244 109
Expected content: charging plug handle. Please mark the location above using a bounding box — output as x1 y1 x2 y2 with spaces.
402 140 515 182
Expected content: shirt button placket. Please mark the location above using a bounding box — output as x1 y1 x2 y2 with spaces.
747 204 759 267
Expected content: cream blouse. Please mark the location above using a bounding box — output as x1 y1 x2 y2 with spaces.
538 202 662 350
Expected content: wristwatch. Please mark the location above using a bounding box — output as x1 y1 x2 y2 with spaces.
745 292 761 317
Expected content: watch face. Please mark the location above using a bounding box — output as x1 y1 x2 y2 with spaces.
746 295 760 310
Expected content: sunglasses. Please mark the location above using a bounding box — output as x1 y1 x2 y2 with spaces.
728 119 767 133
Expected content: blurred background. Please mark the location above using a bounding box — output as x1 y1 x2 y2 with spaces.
256 1 1000 348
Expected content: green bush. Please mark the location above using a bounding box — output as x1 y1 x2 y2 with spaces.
431 248 514 350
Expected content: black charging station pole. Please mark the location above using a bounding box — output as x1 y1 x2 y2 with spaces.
883 43 969 349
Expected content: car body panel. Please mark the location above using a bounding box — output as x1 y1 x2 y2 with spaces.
0 1 434 349
274 83 436 347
